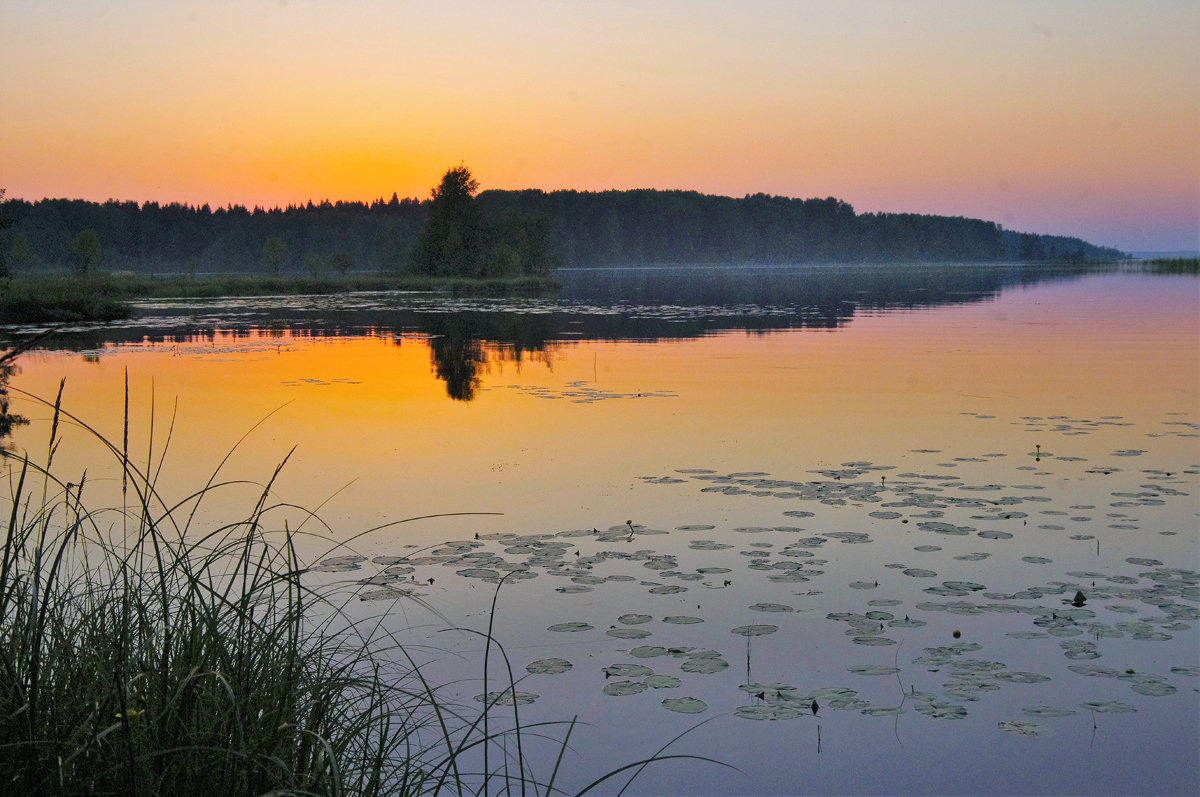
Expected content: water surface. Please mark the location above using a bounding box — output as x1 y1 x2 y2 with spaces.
3 264 1197 795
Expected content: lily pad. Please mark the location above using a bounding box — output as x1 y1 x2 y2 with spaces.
1130 681 1176 697
603 663 654 678
629 645 670 658
526 658 572 675
662 697 708 714
861 706 905 716
603 681 648 696
475 690 538 706
735 704 806 721
998 720 1041 737
607 628 653 639
749 603 794 613
994 671 1051 684
847 665 900 676
681 657 730 674
548 622 593 633
1022 705 1077 718
731 624 779 637
1080 700 1136 713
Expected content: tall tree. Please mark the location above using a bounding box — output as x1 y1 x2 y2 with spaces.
262 236 287 274
411 165 486 277
69 228 102 274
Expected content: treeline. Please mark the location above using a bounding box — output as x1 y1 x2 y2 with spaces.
0 183 1124 276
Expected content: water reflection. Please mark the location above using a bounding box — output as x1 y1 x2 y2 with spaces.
1 264 1129 404
0 362 26 449
0 342 32 449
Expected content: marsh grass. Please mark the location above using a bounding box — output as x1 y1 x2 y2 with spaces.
0 383 706 795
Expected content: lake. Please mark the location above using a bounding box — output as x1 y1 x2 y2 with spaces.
3 263 1198 795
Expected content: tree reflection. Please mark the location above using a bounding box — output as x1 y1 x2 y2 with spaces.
420 312 558 401
428 329 487 401
0 360 28 450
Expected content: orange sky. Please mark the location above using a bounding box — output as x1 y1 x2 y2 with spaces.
2 1 1197 251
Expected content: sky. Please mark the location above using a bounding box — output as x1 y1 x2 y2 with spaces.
2 0 1197 252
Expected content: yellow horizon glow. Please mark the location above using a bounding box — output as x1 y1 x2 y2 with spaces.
2 1 1197 249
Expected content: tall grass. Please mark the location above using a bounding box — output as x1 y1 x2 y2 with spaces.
0 384 707 795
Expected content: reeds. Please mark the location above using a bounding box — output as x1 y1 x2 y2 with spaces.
0 386 662 795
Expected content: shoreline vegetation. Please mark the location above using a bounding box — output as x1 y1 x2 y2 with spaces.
3 165 1130 323
1 169 1189 327
0 387 711 794
0 271 561 324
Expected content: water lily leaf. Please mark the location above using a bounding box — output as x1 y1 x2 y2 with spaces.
994 671 1051 684
1080 700 1136 713
1130 681 1176 696
735 704 806 721
681 657 730 674
731 624 778 637
662 697 708 714
629 645 670 658
547 622 593 632
526 658 572 675
998 720 1040 737
475 690 538 706
604 663 654 678
1022 705 1077 718
749 603 794 613
607 628 653 639
847 665 900 676
603 681 648 696
862 706 905 716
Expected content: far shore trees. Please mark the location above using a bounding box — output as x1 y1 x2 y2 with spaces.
0 187 1123 276
262 235 287 275
68 228 102 274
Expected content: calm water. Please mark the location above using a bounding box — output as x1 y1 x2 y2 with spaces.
3 264 1198 795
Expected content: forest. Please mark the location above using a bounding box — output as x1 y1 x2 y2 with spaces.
0 178 1124 277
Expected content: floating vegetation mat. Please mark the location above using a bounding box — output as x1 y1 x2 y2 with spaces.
319 417 1197 782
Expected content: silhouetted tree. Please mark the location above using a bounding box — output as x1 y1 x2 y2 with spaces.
68 229 102 274
329 250 353 275
263 235 287 274
8 232 38 272
412 165 487 277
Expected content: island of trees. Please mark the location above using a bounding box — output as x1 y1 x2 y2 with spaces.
1 166 1124 280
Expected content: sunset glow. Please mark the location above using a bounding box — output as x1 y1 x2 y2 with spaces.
3 1 1197 251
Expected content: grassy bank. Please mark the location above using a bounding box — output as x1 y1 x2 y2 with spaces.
0 387 691 795
0 271 561 324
